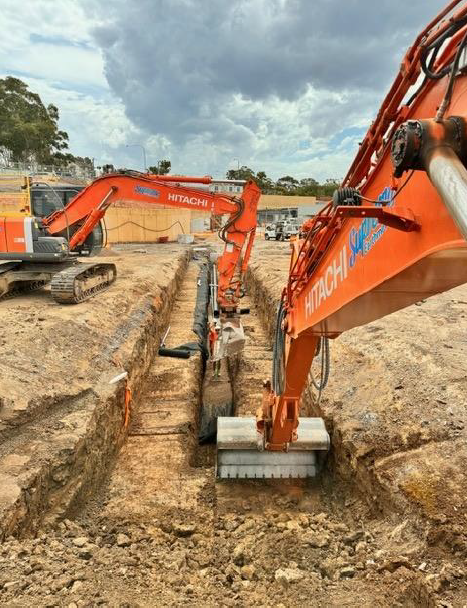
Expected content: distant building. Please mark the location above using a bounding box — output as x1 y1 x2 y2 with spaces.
257 195 329 225
209 181 243 195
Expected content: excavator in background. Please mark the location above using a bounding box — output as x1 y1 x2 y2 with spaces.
0 173 259 299
216 0 467 478
0 173 260 358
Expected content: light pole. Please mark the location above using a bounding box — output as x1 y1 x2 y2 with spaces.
126 143 147 172
232 158 240 170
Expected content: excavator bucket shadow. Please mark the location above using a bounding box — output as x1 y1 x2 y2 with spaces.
216 417 330 479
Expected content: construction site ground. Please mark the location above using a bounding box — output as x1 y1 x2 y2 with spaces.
0 240 466 607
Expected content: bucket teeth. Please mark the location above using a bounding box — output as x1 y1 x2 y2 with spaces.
216 417 330 480
217 450 318 479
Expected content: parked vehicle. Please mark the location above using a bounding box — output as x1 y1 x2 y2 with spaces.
276 220 299 241
264 224 277 240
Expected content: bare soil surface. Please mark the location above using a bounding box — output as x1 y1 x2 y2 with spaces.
0 244 186 421
0 240 466 607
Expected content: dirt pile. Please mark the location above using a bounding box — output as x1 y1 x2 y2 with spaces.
2 492 463 607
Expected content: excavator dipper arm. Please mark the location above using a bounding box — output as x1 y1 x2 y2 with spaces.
217 1 467 479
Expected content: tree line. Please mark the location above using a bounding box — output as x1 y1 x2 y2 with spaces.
0 76 94 174
0 77 173 176
226 166 340 197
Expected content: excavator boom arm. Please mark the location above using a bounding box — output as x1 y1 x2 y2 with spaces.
214 2 467 478
215 1 467 479
44 173 246 235
258 1 467 458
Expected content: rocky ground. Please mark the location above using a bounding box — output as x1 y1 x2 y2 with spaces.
0 490 452 607
0 239 466 606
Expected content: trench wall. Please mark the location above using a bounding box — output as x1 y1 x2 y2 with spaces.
0 250 191 539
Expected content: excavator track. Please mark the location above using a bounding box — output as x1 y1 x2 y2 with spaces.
50 263 117 304
0 280 50 302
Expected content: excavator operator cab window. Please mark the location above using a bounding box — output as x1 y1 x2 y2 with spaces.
31 185 84 219
31 190 62 218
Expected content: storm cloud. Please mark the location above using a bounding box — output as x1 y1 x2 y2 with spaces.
83 0 445 176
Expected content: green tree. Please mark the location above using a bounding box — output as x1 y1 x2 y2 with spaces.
255 170 275 193
148 160 171 175
321 178 341 196
276 175 299 193
0 76 69 163
296 177 320 196
221 165 340 197
226 165 255 181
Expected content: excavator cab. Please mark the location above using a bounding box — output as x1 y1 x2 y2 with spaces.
30 182 104 257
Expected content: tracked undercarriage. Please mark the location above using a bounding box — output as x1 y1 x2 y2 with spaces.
0 260 117 304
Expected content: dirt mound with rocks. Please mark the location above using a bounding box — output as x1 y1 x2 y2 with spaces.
3 486 459 607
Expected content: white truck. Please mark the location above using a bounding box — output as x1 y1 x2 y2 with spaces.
265 220 299 241
264 224 277 240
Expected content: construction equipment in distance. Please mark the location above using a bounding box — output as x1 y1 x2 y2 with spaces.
0 173 260 314
217 0 467 478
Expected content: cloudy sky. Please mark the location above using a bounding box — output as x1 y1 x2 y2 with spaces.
0 0 446 180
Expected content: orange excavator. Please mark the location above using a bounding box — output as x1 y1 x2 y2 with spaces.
216 0 467 478
0 172 259 304
0 173 260 359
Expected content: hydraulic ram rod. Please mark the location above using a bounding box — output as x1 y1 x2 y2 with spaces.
391 117 467 241
425 146 467 241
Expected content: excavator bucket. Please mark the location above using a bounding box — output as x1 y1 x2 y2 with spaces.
216 417 330 479
217 319 245 359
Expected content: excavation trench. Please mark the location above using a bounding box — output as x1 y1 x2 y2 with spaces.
1 248 466 606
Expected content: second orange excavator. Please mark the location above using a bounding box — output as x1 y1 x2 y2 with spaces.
0 172 259 306
0 172 260 360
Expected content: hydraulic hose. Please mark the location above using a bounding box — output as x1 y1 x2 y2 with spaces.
272 301 286 395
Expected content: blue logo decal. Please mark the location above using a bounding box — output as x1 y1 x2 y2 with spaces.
135 185 160 198
349 187 394 268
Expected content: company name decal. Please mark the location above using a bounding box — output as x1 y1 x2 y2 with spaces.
304 186 394 318
168 193 208 207
349 186 394 268
305 245 348 317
